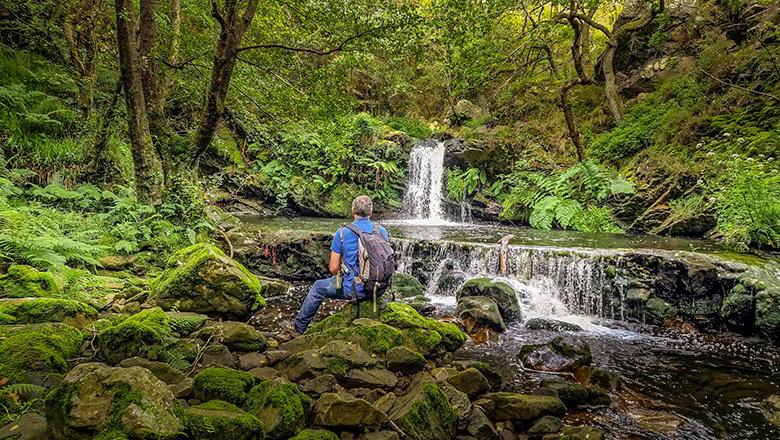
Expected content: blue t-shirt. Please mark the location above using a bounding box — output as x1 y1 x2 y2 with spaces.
330 217 389 297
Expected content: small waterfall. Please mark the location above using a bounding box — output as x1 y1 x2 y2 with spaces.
402 141 447 223
394 239 618 320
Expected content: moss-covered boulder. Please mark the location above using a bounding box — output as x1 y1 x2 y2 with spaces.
281 340 377 381
313 392 388 428
196 321 268 352
720 284 755 332
193 367 255 406
0 298 97 325
387 382 456 440
381 302 466 352
456 296 506 332
0 323 83 385
181 400 265 440
519 337 592 372
755 284 779 342
148 243 283 319
45 363 183 439
388 273 425 299
0 265 63 298
245 378 311 440
540 380 611 408
456 277 521 323
644 297 677 324
447 367 491 397
166 312 209 336
481 392 566 422
386 346 426 374
118 357 186 385
289 429 340 440
97 308 172 365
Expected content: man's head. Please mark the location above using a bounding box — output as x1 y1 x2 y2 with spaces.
351 195 373 218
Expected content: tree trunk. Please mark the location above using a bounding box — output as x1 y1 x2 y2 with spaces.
139 0 166 135
91 81 123 173
192 0 260 163
115 0 165 204
560 79 589 162
63 0 100 118
159 0 181 105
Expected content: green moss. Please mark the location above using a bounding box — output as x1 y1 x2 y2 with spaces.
323 183 361 217
0 298 97 324
166 312 208 336
388 273 425 298
182 400 265 440
335 320 405 354
325 356 350 376
97 307 172 365
403 327 442 354
755 285 780 341
400 383 456 439
0 265 64 298
289 429 339 440
644 297 678 324
245 378 311 440
0 323 83 383
193 368 255 406
382 303 465 352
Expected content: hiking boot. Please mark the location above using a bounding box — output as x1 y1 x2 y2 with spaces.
276 320 301 342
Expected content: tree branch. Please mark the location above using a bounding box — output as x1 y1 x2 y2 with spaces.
236 25 386 55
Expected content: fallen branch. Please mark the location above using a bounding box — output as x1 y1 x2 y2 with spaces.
700 69 779 101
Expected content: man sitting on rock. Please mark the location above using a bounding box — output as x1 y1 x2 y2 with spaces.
291 195 389 334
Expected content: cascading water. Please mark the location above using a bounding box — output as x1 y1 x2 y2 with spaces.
402 141 448 223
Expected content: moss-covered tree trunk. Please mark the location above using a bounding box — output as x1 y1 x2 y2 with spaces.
115 0 165 204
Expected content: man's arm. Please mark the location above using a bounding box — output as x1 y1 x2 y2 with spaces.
329 252 341 275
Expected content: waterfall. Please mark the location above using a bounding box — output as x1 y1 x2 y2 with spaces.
394 238 619 320
402 141 447 223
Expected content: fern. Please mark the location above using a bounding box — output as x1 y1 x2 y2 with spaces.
0 384 44 400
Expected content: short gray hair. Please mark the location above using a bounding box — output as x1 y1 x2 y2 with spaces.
351 195 373 217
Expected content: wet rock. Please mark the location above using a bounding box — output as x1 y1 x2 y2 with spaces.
119 357 185 384
388 273 425 298
588 368 622 391
543 426 603 439
763 394 780 427
628 408 684 434
313 392 388 428
457 296 506 332
196 321 268 352
0 323 83 386
239 352 266 370
720 283 755 332
0 412 49 440
528 415 562 436
387 382 457 440
644 297 678 324
386 346 426 374
169 377 194 398
481 392 565 422
519 337 592 372
539 380 610 408
248 366 279 381
193 367 255 406
447 367 491 397
245 377 311 440
235 229 331 280
181 400 264 440
452 360 503 391
358 431 400 440
466 406 500 440
148 243 283 319
456 278 522 323
201 343 237 368
525 318 583 332
45 363 182 439
439 381 472 422
301 374 337 395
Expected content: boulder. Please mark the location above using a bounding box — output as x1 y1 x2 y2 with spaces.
0 323 83 385
239 352 266 370
447 368 491 397
457 296 506 332
388 273 425 299
588 368 622 391
439 382 471 422
763 394 780 427
313 392 388 428
539 380 611 408
281 340 378 382
248 367 279 382
148 243 284 319
358 431 399 440
466 407 499 440
644 297 677 324
169 377 194 398
481 392 565 422
201 343 237 368
528 416 562 436
192 367 255 406
456 278 521 323
452 360 503 391
385 346 425 374
451 99 490 123
387 382 456 440
0 298 97 325
181 400 264 440
342 367 398 390
196 321 268 352
543 426 603 439
525 318 583 332
166 312 208 336
720 284 754 332
118 357 185 385
519 337 592 372
290 429 340 440
45 363 183 439
97 307 172 365
245 377 311 440
0 265 63 298
301 374 337 395
0 412 49 440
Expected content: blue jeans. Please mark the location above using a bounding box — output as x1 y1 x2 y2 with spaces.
293 276 345 333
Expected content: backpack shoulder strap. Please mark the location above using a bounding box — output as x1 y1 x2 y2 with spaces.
344 223 364 237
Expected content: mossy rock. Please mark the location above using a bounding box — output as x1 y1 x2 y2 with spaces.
289 429 339 440
196 321 268 352
387 382 456 440
148 243 276 319
0 265 64 298
456 277 521 323
166 312 208 336
181 400 265 440
540 380 611 408
97 307 172 365
755 285 780 342
720 284 755 332
0 298 97 325
193 367 255 406
0 323 83 385
482 392 566 422
388 273 425 299
381 303 465 352
644 297 678 324
45 362 183 439
245 378 311 440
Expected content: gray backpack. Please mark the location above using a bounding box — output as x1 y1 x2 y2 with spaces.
343 223 395 303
